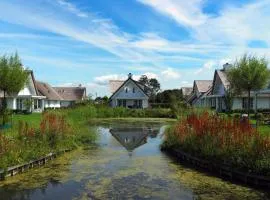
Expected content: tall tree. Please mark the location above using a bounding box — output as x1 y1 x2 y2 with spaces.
227 54 270 116
138 75 161 99
138 75 149 86
0 53 28 124
149 78 160 95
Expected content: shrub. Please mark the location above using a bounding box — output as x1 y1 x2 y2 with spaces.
163 112 270 176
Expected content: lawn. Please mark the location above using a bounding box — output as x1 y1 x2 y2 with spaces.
11 113 42 128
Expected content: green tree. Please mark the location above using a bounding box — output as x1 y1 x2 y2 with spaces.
23 99 33 113
227 54 270 116
224 87 234 113
149 78 160 95
138 75 161 100
0 53 28 124
138 75 149 86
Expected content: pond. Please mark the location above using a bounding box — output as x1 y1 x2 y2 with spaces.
0 120 269 200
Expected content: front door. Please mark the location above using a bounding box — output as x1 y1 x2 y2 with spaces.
218 97 223 112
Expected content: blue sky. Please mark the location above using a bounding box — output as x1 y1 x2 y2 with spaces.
0 0 269 97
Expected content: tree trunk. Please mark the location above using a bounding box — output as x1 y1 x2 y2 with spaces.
2 90 7 125
247 89 251 118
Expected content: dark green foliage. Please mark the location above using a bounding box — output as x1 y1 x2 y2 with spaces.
138 75 161 99
64 105 175 120
156 89 184 105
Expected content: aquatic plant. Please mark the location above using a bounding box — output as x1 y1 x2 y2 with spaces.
163 112 270 176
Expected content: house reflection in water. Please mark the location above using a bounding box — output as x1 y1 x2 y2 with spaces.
110 127 157 153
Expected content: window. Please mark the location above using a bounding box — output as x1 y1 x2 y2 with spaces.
242 98 253 109
139 100 142 108
17 99 23 110
133 88 135 93
134 100 138 107
123 100 126 107
211 98 216 108
125 88 128 93
117 100 122 107
34 99 38 109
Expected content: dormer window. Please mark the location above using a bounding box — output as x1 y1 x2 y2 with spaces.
125 88 128 93
133 88 135 93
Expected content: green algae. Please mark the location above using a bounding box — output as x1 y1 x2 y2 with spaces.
0 121 269 200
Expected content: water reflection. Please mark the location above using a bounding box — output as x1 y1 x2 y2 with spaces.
110 127 156 152
0 121 269 200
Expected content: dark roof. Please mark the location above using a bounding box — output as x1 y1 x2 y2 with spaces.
217 70 230 88
110 128 148 151
109 77 149 99
181 87 193 96
36 81 63 100
53 87 86 101
194 80 212 93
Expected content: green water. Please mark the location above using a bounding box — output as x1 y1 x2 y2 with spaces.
0 121 269 200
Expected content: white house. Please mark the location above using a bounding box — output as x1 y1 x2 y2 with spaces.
194 63 270 112
186 80 212 106
53 86 87 107
36 81 62 109
0 70 46 113
110 127 148 152
180 87 193 100
109 73 149 108
37 81 87 109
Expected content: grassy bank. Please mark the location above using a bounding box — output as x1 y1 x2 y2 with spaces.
0 105 175 170
162 112 270 177
0 110 96 169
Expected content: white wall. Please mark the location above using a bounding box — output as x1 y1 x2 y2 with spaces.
257 97 270 109
113 81 147 99
6 98 16 110
231 97 270 110
60 101 75 107
44 100 61 108
143 99 148 108
110 79 149 108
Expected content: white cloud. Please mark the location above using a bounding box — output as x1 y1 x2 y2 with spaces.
137 0 207 27
133 72 159 81
193 1 270 46
56 0 89 18
194 60 216 75
94 74 126 86
161 68 181 79
180 80 192 87
94 72 159 87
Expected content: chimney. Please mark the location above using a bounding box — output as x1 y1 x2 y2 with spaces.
223 63 232 71
128 73 133 79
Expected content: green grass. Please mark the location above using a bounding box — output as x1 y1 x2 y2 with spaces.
0 105 176 170
257 125 270 136
11 113 42 128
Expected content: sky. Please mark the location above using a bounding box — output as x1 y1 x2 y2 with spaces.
0 0 270 97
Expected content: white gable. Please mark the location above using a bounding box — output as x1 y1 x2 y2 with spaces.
111 79 148 99
18 74 37 96
212 72 226 96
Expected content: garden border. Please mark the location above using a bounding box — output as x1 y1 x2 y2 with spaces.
0 149 71 180
162 147 270 189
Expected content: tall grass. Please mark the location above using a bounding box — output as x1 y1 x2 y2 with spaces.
0 105 174 169
162 112 270 176
0 112 96 169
